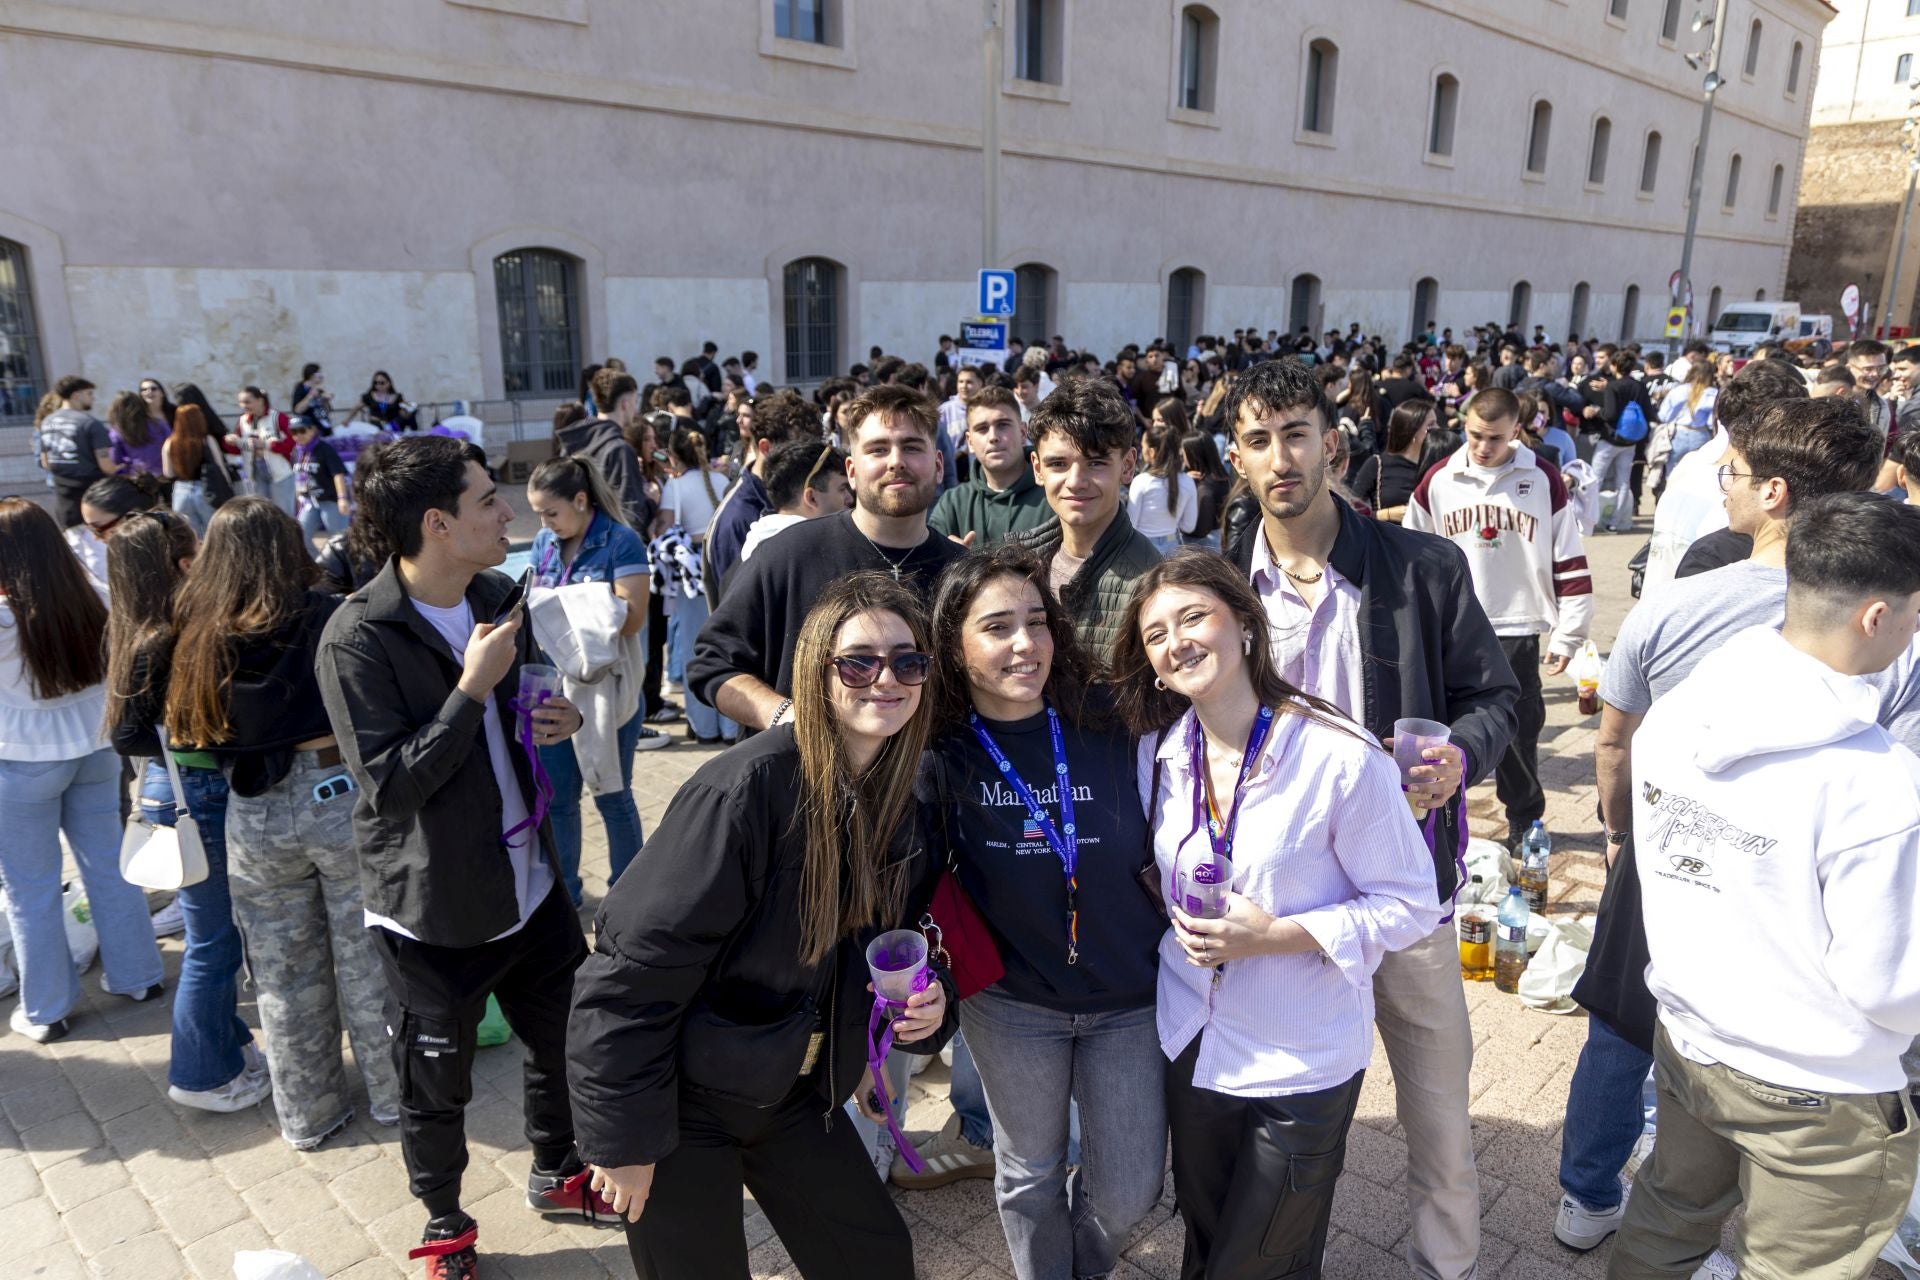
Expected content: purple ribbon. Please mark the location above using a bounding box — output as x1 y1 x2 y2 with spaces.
1424 744 1472 924
864 971 931 1174
505 691 557 847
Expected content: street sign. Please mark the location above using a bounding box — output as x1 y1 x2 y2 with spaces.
1669 270 1682 300
956 318 1008 370
977 269 1016 317
1665 306 1688 339
1669 271 1693 309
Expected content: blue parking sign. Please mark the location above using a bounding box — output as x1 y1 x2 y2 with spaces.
978 269 1016 317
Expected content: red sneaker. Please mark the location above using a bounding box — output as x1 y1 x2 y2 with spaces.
409 1216 478 1280
525 1165 620 1226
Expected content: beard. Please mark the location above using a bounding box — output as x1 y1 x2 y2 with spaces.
1253 461 1328 522
856 470 938 518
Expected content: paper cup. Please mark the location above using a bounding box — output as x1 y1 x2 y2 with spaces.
516 664 563 739
1175 855 1235 920
865 930 929 1004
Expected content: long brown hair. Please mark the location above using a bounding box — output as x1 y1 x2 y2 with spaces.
928 544 1091 731
108 390 150 449
168 404 211 479
1109 548 1367 743
0 498 108 697
104 511 196 734
165 498 318 747
791 572 935 965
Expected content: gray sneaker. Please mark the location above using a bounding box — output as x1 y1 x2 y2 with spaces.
888 1116 994 1190
169 1066 272 1113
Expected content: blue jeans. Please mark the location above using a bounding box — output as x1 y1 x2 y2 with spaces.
298 500 349 542
1666 426 1712 477
539 711 644 904
1591 439 1639 532
1559 1014 1654 1211
960 988 1167 1280
141 762 254 1092
950 1029 996 1148
669 593 735 742
0 749 164 1026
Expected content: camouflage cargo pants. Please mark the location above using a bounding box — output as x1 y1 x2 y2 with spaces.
227 749 398 1147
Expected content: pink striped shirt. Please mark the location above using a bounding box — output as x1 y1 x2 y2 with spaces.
1137 705 1442 1096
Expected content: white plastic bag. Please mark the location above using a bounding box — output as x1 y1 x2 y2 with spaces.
1460 838 1512 904
1519 915 1595 1014
63 881 98 974
233 1251 326 1280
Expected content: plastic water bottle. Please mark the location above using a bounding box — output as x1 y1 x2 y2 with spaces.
1519 820 1551 912
1494 886 1530 994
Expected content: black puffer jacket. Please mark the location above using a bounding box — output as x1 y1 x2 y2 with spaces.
568 725 954 1169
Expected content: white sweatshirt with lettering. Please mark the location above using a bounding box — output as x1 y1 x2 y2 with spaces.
1633 625 1920 1094
1405 444 1592 659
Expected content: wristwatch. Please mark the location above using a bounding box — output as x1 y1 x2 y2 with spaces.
1605 829 1630 846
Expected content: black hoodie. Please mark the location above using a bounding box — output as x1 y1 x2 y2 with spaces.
553 416 650 530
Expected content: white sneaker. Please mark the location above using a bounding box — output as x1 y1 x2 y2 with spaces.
1692 1250 1738 1280
149 898 185 937
633 725 672 751
1554 1194 1626 1251
9 1004 70 1043
169 1066 272 1113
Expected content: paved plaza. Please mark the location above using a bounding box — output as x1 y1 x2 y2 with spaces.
0 520 1895 1280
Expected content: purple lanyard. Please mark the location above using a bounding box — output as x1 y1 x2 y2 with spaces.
536 542 576 588
865 973 930 1174
502 687 557 849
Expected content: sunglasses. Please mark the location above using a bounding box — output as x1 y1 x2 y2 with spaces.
829 652 932 689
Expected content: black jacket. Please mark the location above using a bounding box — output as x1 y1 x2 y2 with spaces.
316 560 561 947
568 726 954 1168
1581 375 1655 448
1225 497 1519 902
554 417 651 531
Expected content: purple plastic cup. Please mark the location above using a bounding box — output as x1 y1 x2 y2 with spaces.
1175 855 1235 920
865 930 929 1004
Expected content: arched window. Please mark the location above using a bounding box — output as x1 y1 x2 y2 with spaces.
783 257 842 382
1756 288 1768 301
1167 268 1205 355
1707 286 1723 328
1412 277 1440 337
1587 117 1612 186
1289 274 1323 336
1569 282 1592 338
1621 285 1641 341
493 247 581 398
1724 153 1743 209
1302 39 1338 135
1509 281 1533 331
1767 164 1785 217
1787 40 1804 96
1743 19 1762 78
1660 0 1682 42
1639 130 1662 194
0 238 45 423
1013 263 1055 348
1902 53 1915 85
1608 0 1628 19
1525 100 1553 175
1179 6 1220 113
1428 74 1459 158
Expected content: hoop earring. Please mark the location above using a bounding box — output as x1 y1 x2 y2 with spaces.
1153 677 1167 691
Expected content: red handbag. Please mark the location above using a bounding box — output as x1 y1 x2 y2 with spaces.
923 869 1005 1001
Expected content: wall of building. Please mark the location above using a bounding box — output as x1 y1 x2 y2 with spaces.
0 0 1831 411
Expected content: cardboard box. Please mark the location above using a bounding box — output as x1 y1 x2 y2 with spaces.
501 437 555 484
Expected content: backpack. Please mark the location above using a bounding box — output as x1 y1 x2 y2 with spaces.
1615 398 1649 444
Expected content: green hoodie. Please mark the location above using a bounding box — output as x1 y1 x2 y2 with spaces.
927 468 1050 544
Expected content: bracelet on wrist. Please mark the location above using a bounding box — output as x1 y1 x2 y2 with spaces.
770 699 792 728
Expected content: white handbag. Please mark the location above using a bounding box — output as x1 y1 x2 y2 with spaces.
119 730 210 891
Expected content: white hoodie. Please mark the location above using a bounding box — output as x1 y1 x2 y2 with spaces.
1634 625 1920 1094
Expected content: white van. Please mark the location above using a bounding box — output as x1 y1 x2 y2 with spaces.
1708 301 1802 355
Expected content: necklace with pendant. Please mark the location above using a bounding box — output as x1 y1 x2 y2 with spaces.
1282 564 1324 584
856 525 910 581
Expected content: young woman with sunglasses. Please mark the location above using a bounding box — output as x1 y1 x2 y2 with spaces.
923 544 1167 1280
104 509 271 1109
166 498 398 1149
0 498 165 1043
1110 551 1439 1280
570 573 954 1280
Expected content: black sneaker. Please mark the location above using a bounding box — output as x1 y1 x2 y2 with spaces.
634 725 672 751
409 1212 478 1280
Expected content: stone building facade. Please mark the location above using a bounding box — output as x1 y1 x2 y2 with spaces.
0 0 1833 422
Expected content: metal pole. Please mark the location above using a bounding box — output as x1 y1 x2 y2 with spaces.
983 0 1002 272
1677 0 1730 334
1887 161 1920 340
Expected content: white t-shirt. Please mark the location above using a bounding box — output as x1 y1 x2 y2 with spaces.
364 595 550 941
1126 471 1197 540
662 469 725 537
740 512 808 562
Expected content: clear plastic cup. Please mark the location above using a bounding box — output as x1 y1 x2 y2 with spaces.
865 930 929 1004
1174 855 1235 920
516 663 563 741
1392 717 1452 814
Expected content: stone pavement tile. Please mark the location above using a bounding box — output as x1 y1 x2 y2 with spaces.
40 1150 132 1211
893 1176 1000 1237
0 1042 68 1093
211 1128 301 1190
242 1166 336 1235
1480 1182 1610 1279
1476 1123 1574 1207
1120 1209 1184 1279
0 1150 45 1208
173 1091 275 1154
332 1259 407 1280
1341 1116 1410 1188
495 1230 614 1280
87 1231 188 1279
1328 1170 1411 1253
1 1073 83 1131
1497 1244 1612 1279
955 1203 1017 1273
275 1204 377 1275
20 1108 105 1171
0 1195 66 1265
152 1176 251 1246
75 1064 165 1125
327 1153 413 1225
465 1184 565 1256
294 1124 387 1178
8 1240 89 1280
61 1182 157 1255
592 1234 639 1279
748 1234 796 1278
365 1202 431 1267
181 1219 276 1280
1322 1227 1400 1278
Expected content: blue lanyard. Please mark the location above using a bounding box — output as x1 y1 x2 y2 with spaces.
968 704 1080 964
1187 705 1276 863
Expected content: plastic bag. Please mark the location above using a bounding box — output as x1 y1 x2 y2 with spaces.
477 994 513 1048
232 1251 326 1280
1460 838 1512 904
63 882 98 974
1519 915 1595 1014
1570 640 1606 717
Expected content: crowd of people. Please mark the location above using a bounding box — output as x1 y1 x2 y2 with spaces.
5 316 1920 1280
